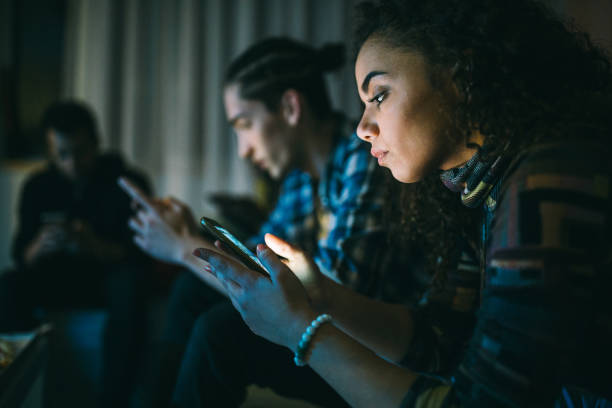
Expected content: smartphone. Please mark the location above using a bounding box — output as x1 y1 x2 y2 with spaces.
200 216 269 276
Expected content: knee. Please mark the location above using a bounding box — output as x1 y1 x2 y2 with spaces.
189 306 243 366
184 308 245 383
173 309 248 407
178 314 219 382
166 272 204 313
105 265 148 317
190 313 224 354
0 270 21 330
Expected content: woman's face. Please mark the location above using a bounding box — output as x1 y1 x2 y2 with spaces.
355 38 472 183
224 83 292 179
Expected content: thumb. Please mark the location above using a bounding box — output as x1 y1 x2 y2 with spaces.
256 244 291 283
264 233 302 261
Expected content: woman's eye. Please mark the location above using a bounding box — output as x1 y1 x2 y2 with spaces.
368 91 388 107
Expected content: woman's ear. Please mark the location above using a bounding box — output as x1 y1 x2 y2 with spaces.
281 89 302 126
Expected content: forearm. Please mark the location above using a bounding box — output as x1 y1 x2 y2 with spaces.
305 320 417 408
323 278 414 363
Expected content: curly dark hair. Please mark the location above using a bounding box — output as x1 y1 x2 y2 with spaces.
355 0 612 279
383 172 482 286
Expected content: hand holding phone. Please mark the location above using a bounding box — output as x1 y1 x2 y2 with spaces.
21 222 69 265
200 216 269 276
118 177 202 263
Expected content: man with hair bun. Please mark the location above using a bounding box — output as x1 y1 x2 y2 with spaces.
122 37 405 407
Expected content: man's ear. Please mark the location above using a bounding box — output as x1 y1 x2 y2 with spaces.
281 89 301 126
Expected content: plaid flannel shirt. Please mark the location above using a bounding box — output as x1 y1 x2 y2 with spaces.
247 120 387 293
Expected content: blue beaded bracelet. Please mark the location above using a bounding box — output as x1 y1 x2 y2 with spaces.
294 313 332 367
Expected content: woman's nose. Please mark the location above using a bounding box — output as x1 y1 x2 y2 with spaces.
356 110 379 142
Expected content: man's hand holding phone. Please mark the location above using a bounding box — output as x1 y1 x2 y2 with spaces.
118 176 212 265
23 223 70 266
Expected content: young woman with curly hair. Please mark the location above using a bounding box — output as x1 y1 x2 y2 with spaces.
194 0 612 406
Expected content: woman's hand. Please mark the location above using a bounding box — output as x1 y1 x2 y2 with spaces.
193 242 317 351
263 234 332 312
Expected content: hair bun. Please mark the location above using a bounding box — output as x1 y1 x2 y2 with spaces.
316 43 346 72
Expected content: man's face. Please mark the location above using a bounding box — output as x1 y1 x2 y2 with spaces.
223 84 292 179
46 129 98 181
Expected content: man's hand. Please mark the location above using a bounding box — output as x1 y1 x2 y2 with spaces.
23 224 69 266
118 176 211 264
154 197 200 238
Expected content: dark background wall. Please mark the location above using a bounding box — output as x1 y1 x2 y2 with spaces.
0 0 611 270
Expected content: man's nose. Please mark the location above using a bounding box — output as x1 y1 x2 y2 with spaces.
237 135 253 159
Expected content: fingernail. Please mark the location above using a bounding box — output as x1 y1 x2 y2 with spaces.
256 244 267 253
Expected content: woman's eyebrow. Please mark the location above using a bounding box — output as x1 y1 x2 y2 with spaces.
361 71 387 93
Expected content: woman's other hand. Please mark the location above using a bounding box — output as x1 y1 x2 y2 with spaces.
263 233 332 312
192 243 316 351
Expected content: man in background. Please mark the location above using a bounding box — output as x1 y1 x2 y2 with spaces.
121 38 400 408
0 101 151 408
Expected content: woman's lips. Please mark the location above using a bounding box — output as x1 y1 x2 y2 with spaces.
370 149 388 164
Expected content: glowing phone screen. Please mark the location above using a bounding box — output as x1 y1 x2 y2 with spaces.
214 226 268 272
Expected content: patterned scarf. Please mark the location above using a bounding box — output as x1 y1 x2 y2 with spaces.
440 143 511 208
